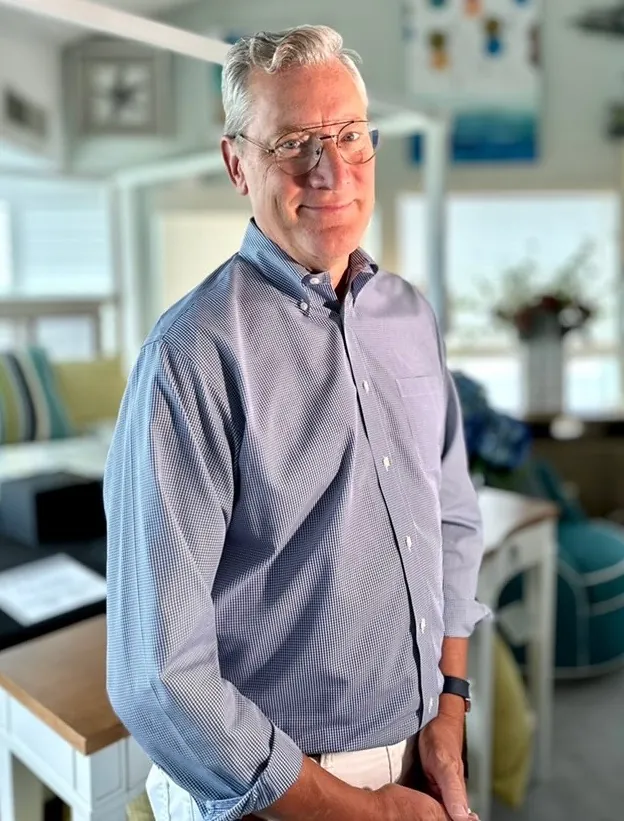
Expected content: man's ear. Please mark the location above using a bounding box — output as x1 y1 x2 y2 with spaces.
221 137 249 196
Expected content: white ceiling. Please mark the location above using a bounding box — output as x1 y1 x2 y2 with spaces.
0 0 196 45
98 0 193 15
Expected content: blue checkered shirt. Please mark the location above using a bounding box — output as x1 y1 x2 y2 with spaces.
104 220 489 821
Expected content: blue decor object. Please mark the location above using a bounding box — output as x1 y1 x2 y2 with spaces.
452 371 532 471
410 108 538 163
486 34 503 55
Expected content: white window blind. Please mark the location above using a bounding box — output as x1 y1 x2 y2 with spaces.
0 200 12 294
0 177 113 297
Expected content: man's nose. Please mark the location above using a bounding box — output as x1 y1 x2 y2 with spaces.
308 139 349 188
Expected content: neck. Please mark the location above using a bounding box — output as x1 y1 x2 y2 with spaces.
252 219 351 295
327 257 350 291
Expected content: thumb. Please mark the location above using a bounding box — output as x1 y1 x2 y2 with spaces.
437 768 476 820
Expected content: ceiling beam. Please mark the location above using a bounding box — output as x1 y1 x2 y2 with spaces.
0 0 231 63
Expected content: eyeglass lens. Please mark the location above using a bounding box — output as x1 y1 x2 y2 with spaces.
274 122 379 175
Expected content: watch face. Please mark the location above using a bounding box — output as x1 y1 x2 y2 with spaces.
84 58 155 133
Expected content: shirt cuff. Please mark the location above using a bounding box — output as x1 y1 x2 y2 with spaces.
444 598 493 638
204 725 304 821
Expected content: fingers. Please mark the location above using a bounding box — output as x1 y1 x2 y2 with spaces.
437 769 477 821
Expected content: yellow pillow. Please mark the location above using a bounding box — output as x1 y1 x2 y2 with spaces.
127 792 154 821
53 357 127 432
492 631 536 807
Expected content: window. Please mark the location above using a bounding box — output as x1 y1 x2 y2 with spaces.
0 178 114 359
398 191 621 415
0 200 12 294
1 177 113 297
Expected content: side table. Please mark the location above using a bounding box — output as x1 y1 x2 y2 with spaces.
468 489 559 821
0 616 150 821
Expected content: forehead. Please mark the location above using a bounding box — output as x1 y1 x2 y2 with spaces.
247 61 367 138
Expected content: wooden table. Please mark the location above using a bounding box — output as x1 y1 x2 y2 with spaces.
0 616 149 821
468 488 559 821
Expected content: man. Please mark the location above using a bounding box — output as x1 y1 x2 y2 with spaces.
105 24 489 821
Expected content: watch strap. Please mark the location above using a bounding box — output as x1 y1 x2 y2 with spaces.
442 675 471 701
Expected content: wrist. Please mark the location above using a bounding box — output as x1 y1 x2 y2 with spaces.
371 785 400 821
438 693 467 722
441 674 471 715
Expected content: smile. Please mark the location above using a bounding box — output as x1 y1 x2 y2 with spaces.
301 202 354 212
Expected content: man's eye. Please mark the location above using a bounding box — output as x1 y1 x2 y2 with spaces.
280 140 304 151
276 134 310 153
340 131 362 144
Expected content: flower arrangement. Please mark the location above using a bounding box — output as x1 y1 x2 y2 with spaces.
490 241 597 341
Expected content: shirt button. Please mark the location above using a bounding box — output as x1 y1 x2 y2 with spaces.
309 276 320 285
299 301 309 312
420 618 426 633
363 380 370 393
383 456 391 471
405 535 412 551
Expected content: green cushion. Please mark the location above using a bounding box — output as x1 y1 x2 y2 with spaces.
0 347 74 444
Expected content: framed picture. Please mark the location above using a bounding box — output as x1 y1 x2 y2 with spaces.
74 39 173 137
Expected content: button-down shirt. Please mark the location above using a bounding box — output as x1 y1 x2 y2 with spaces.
105 220 489 821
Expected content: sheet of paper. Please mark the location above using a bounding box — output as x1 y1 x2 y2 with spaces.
0 554 106 626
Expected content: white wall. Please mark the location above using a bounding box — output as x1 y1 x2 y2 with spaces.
0 28 63 169
378 0 624 194
155 209 251 309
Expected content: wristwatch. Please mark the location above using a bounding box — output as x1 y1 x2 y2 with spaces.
442 675 472 713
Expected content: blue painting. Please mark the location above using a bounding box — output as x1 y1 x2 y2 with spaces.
410 108 538 163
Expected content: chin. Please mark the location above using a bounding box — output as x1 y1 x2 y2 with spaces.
305 222 364 256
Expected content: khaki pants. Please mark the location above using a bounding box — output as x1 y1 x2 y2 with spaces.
305 735 417 789
146 736 423 821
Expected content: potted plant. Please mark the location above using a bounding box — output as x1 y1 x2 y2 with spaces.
491 241 597 414
492 241 596 342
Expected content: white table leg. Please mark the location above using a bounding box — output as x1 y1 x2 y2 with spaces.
0 745 45 821
524 520 557 781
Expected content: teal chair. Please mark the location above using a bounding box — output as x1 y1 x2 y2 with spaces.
489 459 624 677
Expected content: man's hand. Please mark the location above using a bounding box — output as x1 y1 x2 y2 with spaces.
418 711 477 821
251 754 456 821
374 783 451 820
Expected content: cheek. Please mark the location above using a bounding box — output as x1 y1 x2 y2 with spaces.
273 180 304 220
355 164 375 196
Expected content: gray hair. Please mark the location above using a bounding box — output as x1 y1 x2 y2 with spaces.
221 25 368 137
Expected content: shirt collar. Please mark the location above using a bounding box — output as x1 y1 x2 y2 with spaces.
238 219 378 302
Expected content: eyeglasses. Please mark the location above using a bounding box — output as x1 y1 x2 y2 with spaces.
237 120 379 176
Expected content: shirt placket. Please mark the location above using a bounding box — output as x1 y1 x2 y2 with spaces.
340 292 440 724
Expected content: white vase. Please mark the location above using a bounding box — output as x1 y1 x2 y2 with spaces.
521 334 564 416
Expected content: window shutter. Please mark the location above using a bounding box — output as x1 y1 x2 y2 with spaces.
0 177 112 296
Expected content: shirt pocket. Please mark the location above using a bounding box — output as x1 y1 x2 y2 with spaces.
396 375 445 473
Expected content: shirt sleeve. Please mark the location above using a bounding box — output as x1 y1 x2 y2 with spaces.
104 338 303 821
427 313 492 639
